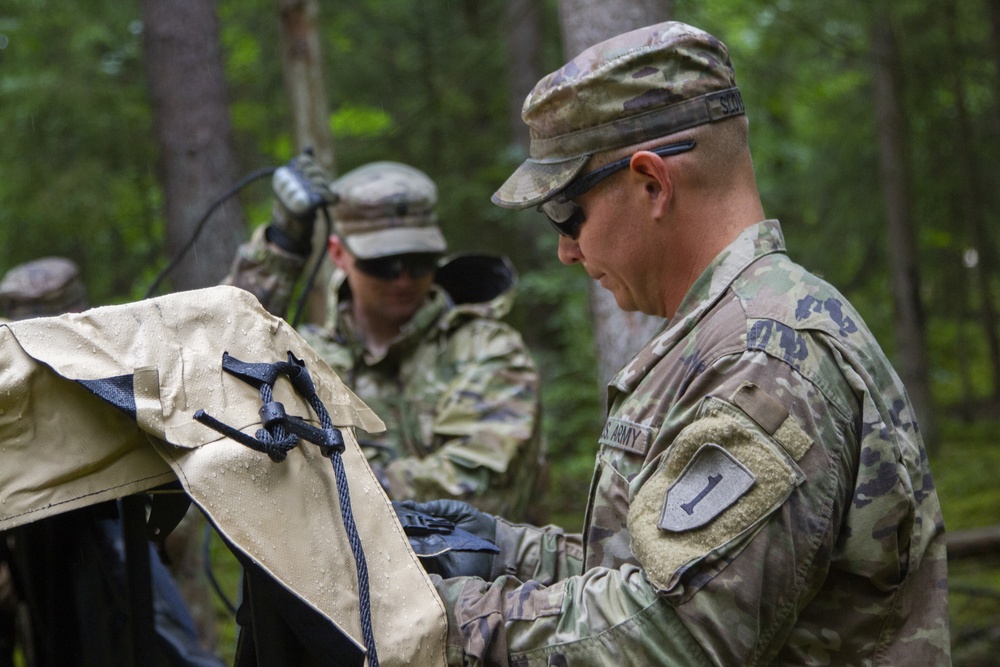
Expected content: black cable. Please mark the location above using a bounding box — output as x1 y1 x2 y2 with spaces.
290 206 333 329
145 166 277 299
201 522 237 616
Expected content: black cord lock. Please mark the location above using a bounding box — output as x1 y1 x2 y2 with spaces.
194 351 345 460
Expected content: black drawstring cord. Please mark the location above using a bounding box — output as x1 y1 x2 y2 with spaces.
194 351 379 667
145 167 277 299
146 161 331 330
304 389 377 667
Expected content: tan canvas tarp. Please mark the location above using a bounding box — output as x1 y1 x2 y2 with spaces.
0 285 447 666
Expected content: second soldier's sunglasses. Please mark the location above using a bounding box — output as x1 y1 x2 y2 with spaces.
353 253 441 281
539 139 697 240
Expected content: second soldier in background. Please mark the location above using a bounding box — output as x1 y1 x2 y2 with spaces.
227 160 545 519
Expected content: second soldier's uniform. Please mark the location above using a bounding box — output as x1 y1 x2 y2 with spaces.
306 254 542 519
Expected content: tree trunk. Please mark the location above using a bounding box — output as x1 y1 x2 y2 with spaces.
977 0 1000 400
870 3 938 451
505 0 543 153
557 0 672 397
141 0 246 291
945 523 1000 560
139 0 242 646
276 0 335 326
558 0 671 59
277 0 334 171
945 0 1000 409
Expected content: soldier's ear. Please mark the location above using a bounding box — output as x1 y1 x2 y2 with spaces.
328 235 350 269
630 151 672 219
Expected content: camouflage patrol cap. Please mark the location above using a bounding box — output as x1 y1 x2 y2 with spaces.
332 161 447 260
0 256 88 320
493 21 745 209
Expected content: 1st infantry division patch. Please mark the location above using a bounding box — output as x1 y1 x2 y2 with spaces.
658 443 757 532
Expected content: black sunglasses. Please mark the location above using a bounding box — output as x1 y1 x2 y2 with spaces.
353 253 441 281
539 140 697 240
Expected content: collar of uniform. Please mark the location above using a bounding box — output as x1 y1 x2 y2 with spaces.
327 282 450 365
610 219 786 393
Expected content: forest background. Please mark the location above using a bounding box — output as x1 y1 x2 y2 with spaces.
2 0 999 663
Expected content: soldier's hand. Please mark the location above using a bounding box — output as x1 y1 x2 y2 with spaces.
394 499 498 580
399 499 497 541
268 151 335 254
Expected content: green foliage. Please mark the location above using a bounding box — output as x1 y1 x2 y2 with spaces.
678 0 1000 406
928 317 995 408
0 0 159 304
330 103 395 138
207 531 241 665
934 420 1000 530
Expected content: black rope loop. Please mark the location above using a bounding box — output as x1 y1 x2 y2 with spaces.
194 351 342 459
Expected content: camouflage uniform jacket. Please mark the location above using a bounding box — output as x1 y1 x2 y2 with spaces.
228 229 544 519
435 220 950 666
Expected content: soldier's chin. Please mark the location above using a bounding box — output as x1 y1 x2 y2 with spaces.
385 302 422 327
605 286 639 314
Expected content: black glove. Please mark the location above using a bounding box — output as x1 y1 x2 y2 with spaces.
268 151 335 254
393 499 499 580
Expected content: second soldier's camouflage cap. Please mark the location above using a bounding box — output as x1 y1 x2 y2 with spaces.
0 256 88 321
332 161 447 260
493 21 745 209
